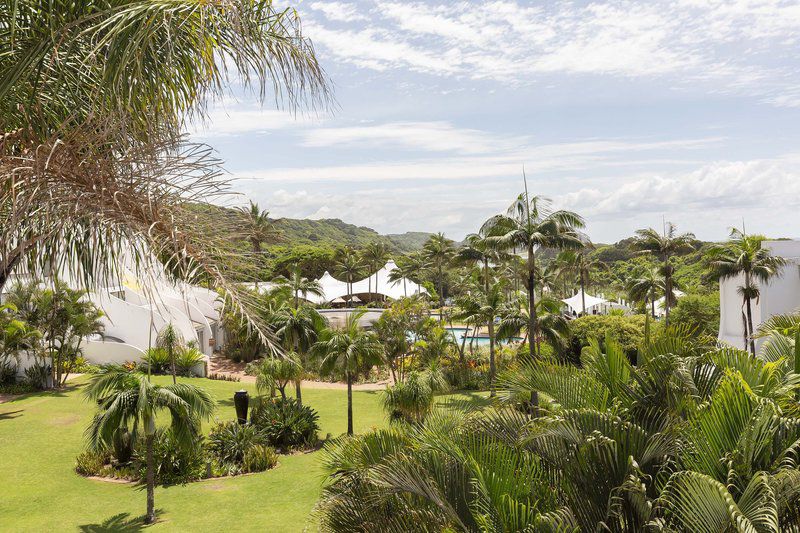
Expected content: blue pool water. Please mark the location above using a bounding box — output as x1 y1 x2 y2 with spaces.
445 327 522 346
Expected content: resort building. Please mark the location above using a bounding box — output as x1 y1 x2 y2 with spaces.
718 240 800 350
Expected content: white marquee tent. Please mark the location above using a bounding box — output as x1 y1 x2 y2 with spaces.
562 290 608 314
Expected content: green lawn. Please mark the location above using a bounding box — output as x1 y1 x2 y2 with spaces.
0 376 488 532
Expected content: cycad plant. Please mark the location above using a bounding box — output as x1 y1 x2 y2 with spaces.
85 366 215 524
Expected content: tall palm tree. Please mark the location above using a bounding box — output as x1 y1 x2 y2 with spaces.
314 310 383 435
275 267 323 308
361 241 390 300
239 201 281 287
486 191 584 360
453 283 504 396
497 296 571 354
457 223 502 296
155 323 185 385
0 0 328 342
633 222 695 326
422 233 455 320
626 266 666 318
271 305 326 405
334 248 363 303
708 228 785 355
85 367 215 524
387 256 418 297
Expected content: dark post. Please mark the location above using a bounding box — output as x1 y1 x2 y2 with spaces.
234 390 249 424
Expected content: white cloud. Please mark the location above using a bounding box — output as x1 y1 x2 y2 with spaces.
188 106 323 138
309 1 368 22
303 0 800 104
559 158 800 217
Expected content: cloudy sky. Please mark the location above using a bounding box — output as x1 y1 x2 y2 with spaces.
191 0 800 243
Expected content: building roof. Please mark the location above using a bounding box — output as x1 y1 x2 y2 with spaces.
562 290 608 312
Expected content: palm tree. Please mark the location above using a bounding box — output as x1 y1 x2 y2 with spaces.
708 228 785 355
626 266 666 318
334 248 363 304
271 305 326 405
253 354 302 399
457 223 502 296
387 256 418 297
361 242 390 300
633 222 695 325
555 248 609 315
453 283 504 396
155 323 184 385
486 191 584 360
0 0 328 345
422 233 454 320
314 310 383 435
239 202 281 287
275 267 323 308
497 296 570 354
85 367 215 524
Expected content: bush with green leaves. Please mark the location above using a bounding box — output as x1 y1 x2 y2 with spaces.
242 444 278 473
568 314 659 359
132 429 207 486
669 292 719 338
250 397 319 449
207 421 266 474
175 348 205 377
0 361 16 385
141 348 171 374
75 449 111 477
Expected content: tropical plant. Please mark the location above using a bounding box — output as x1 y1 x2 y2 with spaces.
333 247 363 300
486 189 584 362
422 233 455 317
373 296 432 382
175 348 205 377
708 228 786 354
155 323 184 384
250 396 320 448
361 241 390 298
0 0 327 358
452 283 505 396
497 295 571 354
270 304 326 404
0 303 40 367
626 265 666 318
313 309 384 435
633 222 695 325
387 256 421 297
142 348 171 375
554 248 609 314
84 366 215 523
381 369 448 424
253 353 302 399
275 267 324 308
239 201 282 285
207 421 266 475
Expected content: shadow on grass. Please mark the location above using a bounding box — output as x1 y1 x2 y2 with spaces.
78 511 160 532
0 409 23 420
436 390 492 411
4 383 81 403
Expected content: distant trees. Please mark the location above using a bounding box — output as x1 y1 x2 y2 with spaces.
422 233 455 317
633 223 695 325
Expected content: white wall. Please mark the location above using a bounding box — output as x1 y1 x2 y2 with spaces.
719 240 800 350
83 340 146 365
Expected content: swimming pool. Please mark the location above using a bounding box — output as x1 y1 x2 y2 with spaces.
445 327 522 346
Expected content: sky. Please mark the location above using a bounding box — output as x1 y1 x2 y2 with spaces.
190 0 800 243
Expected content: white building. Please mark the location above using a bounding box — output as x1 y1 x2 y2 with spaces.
718 240 800 350
2 268 223 376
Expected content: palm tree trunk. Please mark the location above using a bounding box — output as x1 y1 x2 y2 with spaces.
664 258 671 326
745 294 756 355
170 348 177 385
438 265 444 322
527 244 539 413
346 371 353 436
145 433 156 524
580 273 586 315
295 380 302 405
651 298 656 319
488 320 496 397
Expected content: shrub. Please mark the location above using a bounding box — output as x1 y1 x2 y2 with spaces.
208 372 240 382
568 314 660 359
382 372 434 423
70 356 100 374
24 362 48 389
0 382 37 395
0 361 17 385
132 429 207 486
75 449 111 477
242 444 278 473
207 421 265 468
669 293 719 338
141 348 170 374
250 397 319 449
175 348 205 376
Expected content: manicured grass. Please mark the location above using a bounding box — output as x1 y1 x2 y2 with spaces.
0 376 488 532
